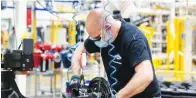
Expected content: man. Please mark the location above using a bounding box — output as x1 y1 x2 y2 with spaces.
70 9 161 98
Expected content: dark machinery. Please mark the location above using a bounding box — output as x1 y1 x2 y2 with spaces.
160 81 196 98
1 38 34 98
64 77 112 98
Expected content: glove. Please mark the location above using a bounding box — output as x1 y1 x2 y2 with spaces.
68 75 81 96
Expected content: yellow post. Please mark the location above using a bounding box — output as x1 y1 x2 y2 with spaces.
1 30 4 46
179 18 185 81
51 20 55 44
139 25 155 48
166 21 171 70
4 33 9 49
68 21 76 45
2 31 8 49
32 19 37 43
55 20 59 44
174 17 180 81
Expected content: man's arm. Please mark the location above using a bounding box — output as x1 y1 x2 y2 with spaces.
71 38 100 75
117 60 153 98
71 42 86 75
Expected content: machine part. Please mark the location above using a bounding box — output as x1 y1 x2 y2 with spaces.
104 0 118 95
52 45 63 69
34 42 42 49
54 52 61 63
160 81 196 98
33 51 42 68
87 77 112 98
64 77 112 98
23 39 33 55
61 50 71 68
52 45 64 52
112 10 122 20
1 38 34 98
54 62 61 69
1 70 26 98
3 39 34 71
40 55 49 72
42 42 52 51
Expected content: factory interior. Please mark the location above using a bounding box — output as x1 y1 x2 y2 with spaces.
1 0 196 98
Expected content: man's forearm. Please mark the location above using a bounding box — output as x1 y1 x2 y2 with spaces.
118 72 152 98
72 42 86 75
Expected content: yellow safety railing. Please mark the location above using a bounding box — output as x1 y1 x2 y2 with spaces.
174 17 185 81
179 18 185 81
174 18 180 80
152 58 163 69
166 21 174 70
139 25 155 48
155 17 189 82
139 25 165 69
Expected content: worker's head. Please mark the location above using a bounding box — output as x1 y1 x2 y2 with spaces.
85 8 120 47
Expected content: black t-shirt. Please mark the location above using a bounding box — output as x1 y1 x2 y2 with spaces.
84 20 161 98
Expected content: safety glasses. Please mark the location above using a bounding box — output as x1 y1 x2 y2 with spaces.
89 35 101 41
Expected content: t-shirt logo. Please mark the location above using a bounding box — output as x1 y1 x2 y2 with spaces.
113 54 122 65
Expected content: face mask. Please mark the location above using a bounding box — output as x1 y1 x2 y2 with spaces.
91 22 114 48
94 40 109 48
92 31 115 48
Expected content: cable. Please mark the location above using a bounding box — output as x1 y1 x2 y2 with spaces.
103 0 118 96
67 0 82 82
17 42 23 50
36 0 69 22
98 9 104 98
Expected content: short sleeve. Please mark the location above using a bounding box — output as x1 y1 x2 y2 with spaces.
84 37 100 53
127 38 150 67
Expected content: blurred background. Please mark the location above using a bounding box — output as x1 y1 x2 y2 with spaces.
1 0 196 98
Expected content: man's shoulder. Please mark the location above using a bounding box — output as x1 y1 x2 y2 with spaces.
121 20 139 32
121 22 144 43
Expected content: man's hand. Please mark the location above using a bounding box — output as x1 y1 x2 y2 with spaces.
68 75 81 96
